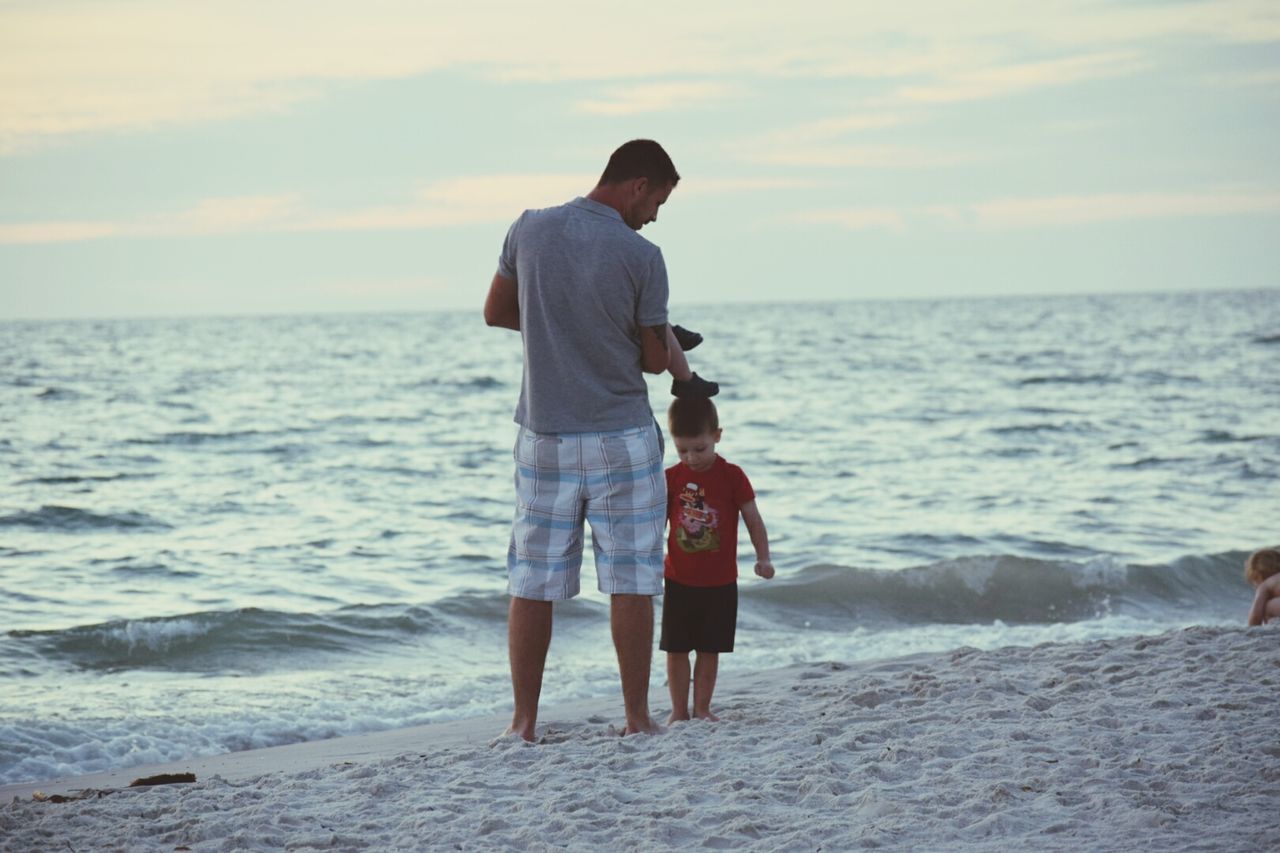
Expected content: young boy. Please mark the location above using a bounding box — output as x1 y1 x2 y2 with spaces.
1245 546 1280 626
661 397 773 723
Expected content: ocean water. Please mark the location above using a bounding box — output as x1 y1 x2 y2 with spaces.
1 290 1276 785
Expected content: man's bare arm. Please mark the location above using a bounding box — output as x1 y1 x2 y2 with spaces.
484 274 520 331
639 323 670 374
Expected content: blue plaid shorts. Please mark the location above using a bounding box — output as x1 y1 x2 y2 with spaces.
507 421 666 600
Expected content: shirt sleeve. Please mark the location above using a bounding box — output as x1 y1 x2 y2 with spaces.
496 213 524 281
733 465 756 507
636 248 670 327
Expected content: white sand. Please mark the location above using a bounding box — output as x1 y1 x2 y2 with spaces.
3 625 1276 851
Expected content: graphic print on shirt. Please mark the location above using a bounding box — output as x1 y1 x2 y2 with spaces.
675 481 720 553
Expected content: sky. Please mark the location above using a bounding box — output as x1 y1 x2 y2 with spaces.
1 0 1278 320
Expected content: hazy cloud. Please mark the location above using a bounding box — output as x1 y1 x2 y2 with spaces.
787 187 1280 233
784 208 907 231
0 177 586 244
959 188 1280 228
575 82 739 115
0 172 819 244
744 144 967 169
890 51 1147 105
3 0 1275 152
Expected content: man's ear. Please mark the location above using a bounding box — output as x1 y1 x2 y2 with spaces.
631 176 650 197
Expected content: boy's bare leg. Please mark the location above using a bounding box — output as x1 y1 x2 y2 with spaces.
666 326 692 381
666 652 692 723
507 597 552 741
611 594 663 735
692 652 720 721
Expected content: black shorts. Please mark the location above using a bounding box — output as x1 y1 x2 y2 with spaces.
659 578 737 653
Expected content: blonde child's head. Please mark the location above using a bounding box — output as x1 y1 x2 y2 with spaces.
1244 547 1280 587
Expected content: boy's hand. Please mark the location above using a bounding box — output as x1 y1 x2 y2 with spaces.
754 560 775 579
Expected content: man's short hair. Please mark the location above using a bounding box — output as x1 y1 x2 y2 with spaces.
1245 547 1280 586
668 397 718 438
598 140 680 188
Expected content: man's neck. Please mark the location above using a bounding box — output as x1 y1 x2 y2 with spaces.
585 184 627 219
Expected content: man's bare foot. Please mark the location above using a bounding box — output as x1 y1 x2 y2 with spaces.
622 716 665 736
666 710 691 725
693 710 720 722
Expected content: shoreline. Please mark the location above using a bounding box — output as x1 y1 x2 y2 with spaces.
4 626 1276 851
0 661 818 802
0 693 631 803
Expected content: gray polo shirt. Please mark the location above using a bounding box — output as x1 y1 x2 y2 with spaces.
497 196 670 434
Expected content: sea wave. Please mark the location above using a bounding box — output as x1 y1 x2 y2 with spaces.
408 375 504 390
0 591 585 674
1196 429 1273 444
35 387 82 400
123 427 315 447
744 552 1246 629
14 473 151 486
3 553 1247 675
0 505 171 531
4 604 454 672
1016 373 1115 386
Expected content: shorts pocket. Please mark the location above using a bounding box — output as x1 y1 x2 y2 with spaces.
516 429 564 468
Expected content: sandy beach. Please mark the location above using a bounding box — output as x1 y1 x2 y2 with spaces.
3 625 1276 851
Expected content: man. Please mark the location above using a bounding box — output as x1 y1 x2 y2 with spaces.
485 139 693 739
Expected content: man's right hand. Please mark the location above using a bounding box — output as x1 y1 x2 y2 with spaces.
483 274 520 330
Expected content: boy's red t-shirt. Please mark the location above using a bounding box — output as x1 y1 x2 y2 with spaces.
664 456 755 587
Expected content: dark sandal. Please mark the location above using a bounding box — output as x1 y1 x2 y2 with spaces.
671 372 719 398
671 324 703 351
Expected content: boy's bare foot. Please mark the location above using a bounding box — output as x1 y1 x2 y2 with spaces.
671 372 719 398
666 710 691 725
693 710 720 722
505 720 537 742
671 325 703 351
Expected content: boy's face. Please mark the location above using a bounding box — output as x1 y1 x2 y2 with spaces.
673 429 721 473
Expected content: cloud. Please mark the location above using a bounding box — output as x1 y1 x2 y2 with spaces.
297 174 591 232
680 177 816 196
784 208 906 231
1203 67 1280 89
2 0 1275 152
789 188 1280 234
0 171 817 244
0 177 586 244
732 111 967 169
956 189 1280 228
745 144 966 169
748 120 966 172
159 195 305 235
575 81 739 115
890 51 1147 105
0 195 305 244
0 221 122 244
311 276 450 299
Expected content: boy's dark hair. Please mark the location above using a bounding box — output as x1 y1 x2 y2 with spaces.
598 140 680 188
668 397 718 437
